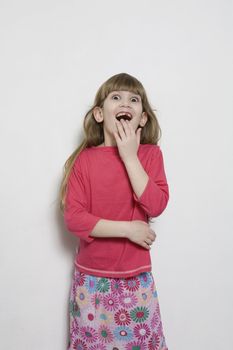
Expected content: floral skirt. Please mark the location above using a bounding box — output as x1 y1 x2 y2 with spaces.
68 268 168 350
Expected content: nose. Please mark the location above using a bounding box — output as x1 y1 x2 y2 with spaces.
119 98 132 108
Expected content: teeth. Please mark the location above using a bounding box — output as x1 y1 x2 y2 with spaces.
115 112 132 121
116 112 132 118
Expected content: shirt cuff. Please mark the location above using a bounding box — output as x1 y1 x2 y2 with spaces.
133 178 150 203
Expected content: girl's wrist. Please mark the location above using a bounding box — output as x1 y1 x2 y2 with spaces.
122 155 138 166
123 221 131 239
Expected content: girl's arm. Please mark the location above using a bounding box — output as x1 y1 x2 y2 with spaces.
64 155 156 248
114 120 169 218
90 219 156 250
123 146 169 217
123 156 149 198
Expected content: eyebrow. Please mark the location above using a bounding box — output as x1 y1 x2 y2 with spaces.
110 91 141 98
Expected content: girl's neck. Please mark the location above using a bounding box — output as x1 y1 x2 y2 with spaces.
97 142 117 147
98 133 118 147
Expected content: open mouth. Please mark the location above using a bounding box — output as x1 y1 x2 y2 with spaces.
115 112 132 122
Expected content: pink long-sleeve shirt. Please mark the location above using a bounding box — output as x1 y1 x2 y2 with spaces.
64 143 169 278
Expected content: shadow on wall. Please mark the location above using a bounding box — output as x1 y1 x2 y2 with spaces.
55 201 78 259
54 186 79 349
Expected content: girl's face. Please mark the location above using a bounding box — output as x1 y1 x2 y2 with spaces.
93 90 148 146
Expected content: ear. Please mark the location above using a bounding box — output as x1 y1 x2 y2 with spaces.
139 112 148 127
93 107 103 123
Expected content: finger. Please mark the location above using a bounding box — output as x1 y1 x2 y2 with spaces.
116 120 127 140
149 233 156 241
114 121 125 141
141 242 151 250
149 229 156 238
135 127 142 145
125 120 134 135
145 239 153 246
119 119 131 138
147 236 155 244
113 129 121 144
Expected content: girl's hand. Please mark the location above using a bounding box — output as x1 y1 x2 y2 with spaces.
126 220 156 250
113 119 142 163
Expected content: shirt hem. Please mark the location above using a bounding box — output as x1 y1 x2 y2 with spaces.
74 262 152 278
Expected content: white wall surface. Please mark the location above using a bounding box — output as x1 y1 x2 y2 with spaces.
0 0 232 349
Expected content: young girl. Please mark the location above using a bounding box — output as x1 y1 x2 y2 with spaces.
60 73 169 350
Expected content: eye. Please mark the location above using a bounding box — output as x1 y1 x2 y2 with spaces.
131 96 140 102
112 94 120 100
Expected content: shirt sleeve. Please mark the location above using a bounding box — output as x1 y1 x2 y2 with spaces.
63 154 101 243
133 146 169 217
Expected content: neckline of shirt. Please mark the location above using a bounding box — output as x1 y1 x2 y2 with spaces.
90 145 118 152
90 144 145 152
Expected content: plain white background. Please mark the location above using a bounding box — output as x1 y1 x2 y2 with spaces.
0 0 232 349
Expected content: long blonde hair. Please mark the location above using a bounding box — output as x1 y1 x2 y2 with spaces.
59 73 161 212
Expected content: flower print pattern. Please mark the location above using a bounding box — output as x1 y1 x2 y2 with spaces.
156 303 161 316
134 323 151 341
125 340 147 350
80 326 98 343
111 279 124 295
68 270 168 349
99 310 113 324
113 326 133 342
75 287 89 307
114 308 131 326
97 278 110 293
85 275 97 294
151 311 160 328
75 271 86 286
98 325 114 343
124 276 140 291
136 288 153 306
91 292 103 309
69 300 80 318
139 272 153 288
89 344 107 350
119 292 138 309
73 338 88 350
130 306 149 323
70 318 79 342
79 307 96 324
157 321 164 337
148 332 161 350
103 293 119 311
